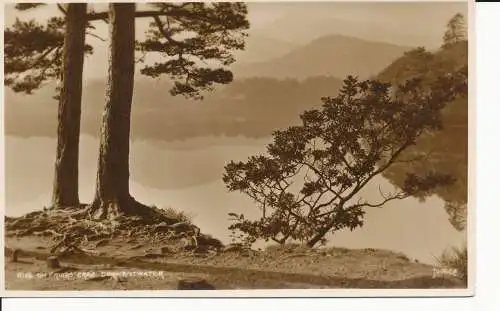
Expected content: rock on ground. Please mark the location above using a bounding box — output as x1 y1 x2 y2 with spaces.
177 278 216 290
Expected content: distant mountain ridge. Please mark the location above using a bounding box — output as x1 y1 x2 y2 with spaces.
233 35 298 64
5 75 344 141
5 34 414 142
232 34 412 80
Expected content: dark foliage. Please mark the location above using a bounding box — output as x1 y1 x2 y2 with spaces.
379 40 468 231
14 3 46 11
223 70 466 247
136 2 249 99
4 8 93 95
5 2 249 100
442 13 466 49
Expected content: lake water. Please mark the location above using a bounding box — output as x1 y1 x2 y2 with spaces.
4 134 466 264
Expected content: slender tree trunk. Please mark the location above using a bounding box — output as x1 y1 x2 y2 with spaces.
306 205 347 247
306 225 331 248
307 218 340 247
90 3 137 219
52 3 87 209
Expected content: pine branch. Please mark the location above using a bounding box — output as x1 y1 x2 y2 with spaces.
86 10 173 22
15 3 46 11
30 46 58 68
152 15 185 47
85 31 106 42
57 4 67 16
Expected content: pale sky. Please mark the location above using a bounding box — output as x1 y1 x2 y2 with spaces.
4 1 468 79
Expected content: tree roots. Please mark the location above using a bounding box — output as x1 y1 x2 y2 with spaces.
5 204 220 256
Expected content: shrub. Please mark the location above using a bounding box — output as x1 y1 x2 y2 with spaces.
436 243 468 283
223 73 466 248
159 206 193 224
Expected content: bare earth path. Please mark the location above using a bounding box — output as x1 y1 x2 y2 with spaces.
4 235 464 291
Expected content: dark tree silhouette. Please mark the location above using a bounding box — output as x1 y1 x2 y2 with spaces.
52 4 87 208
223 70 467 247
90 3 137 219
442 13 466 48
5 3 248 217
89 2 249 218
4 3 92 208
136 2 249 100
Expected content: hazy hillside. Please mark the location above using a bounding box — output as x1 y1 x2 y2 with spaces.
251 16 422 48
248 2 468 49
233 35 411 80
5 76 343 141
377 41 468 230
232 35 298 64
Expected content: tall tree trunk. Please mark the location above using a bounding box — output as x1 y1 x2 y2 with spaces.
90 3 137 219
52 3 87 209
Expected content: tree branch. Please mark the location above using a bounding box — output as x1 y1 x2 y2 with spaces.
298 161 343 201
86 10 183 22
342 140 413 204
392 152 430 164
152 15 185 47
87 8 234 29
30 46 59 69
85 31 106 42
349 191 409 209
57 4 67 16
312 141 413 220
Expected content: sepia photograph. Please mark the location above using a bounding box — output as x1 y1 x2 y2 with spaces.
2 0 471 296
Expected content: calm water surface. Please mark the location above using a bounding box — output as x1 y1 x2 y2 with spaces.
5 135 466 264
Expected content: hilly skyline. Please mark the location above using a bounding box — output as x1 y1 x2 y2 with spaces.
232 34 411 80
246 1 468 49
5 31 413 141
3 1 468 81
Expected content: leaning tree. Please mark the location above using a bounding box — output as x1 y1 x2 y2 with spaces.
88 2 249 219
223 68 467 247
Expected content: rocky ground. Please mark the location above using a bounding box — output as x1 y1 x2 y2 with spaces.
4 207 466 291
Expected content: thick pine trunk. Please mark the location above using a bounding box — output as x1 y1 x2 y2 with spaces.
52 3 87 209
91 3 137 219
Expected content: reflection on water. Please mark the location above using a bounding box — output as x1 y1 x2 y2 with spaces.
5 135 466 264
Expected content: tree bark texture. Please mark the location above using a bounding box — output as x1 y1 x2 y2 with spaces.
91 3 137 219
52 3 87 209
